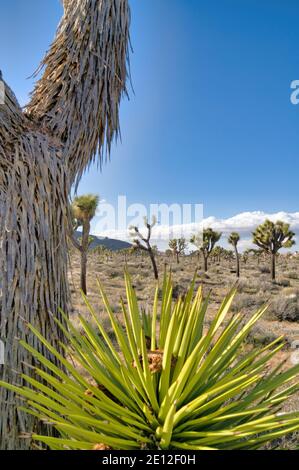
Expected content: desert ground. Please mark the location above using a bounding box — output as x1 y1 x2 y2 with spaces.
69 248 299 347
68 247 299 449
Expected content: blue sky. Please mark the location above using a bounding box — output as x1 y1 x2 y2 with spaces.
1 0 299 242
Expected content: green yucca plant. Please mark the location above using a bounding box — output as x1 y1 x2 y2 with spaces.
1 272 299 450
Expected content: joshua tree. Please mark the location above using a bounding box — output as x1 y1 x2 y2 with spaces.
242 249 250 265
71 194 99 295
168 238 187 264
248 248 264 266
191 228 222 272
190 234 201 264
130 217 159 280
252 220 295 281
94 245 108 263
119 247 134 264
0 0 130 450
228 232 240 278
211 246 223 263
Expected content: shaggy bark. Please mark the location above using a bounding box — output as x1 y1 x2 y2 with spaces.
0 0 130 449
0 85 70 448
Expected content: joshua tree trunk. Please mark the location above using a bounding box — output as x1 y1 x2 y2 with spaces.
234 248 240 278
204 255 208 272
81 220 91 295
149 249 159 281
0 0 130 449
81 251 87 295
176 252 180 264
271 253 276 281
0 135 70 449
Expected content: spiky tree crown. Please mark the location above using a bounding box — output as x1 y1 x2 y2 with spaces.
72 194 99 222
228 232 240 247
169 239 178 251
252 220 295 254
169 238 187 254
202 228 222 254
211 246 223 257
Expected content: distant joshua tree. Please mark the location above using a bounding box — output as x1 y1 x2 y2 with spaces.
242 249 250 265
168 238 187 264
252 220 295 280
211 246 224 264
130 217 159 280
248 248 264 266
191 228 222 272
71 194 99 295
228 232 240 278
119 247 135 264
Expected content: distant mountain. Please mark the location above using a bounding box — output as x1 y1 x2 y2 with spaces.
74 231 132 251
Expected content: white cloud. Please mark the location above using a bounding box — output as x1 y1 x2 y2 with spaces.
202 211 299 234
93 210 299 252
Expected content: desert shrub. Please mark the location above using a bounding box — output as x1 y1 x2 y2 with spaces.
270 292 299 322
260 277 281 293
2 273 299 450
275 278 291 288
237 278 260 294
259 265 271 274
231 293 266 312
172 284 186 300
198 272 210 280
158 283 187 301
247 324 282 347
266 432 299 450
109 271 120 279
285 271 299 280
131 275 143 290
237 278 276 295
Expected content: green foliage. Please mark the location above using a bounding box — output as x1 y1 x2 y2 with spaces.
93 245 109 255
191 228 222 256
72 194 100 225
191 229 222 271
77 235 95 248
211 246 233 261
252 220 295 255
252 220 295 280
70 194 100 295
228 232 240 247
2 273 299 450
169 238 187 262
228 233 240 276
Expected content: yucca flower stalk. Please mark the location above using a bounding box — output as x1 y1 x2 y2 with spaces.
1 272 299 450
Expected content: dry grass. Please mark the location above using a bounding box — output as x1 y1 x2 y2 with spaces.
69 250 299 354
